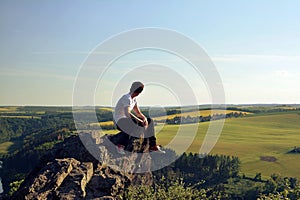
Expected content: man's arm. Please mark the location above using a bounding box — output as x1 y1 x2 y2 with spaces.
124 106 144 123
133 104 148 126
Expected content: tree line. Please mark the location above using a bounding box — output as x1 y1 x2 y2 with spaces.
0 113 76 194
162 112 245 125
126 151 300 199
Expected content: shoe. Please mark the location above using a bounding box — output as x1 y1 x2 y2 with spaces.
116 144 125 155
150 145 166 154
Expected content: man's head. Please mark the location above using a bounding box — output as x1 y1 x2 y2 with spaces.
130 81 144 96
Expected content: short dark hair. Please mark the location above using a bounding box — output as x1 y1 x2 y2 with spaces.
130 81 144 94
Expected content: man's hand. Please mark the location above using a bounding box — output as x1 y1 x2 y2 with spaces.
132 104 148 128
142 117 148 129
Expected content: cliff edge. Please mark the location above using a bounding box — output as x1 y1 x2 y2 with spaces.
11 132 154 200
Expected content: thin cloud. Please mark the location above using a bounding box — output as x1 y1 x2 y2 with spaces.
274 70 291 78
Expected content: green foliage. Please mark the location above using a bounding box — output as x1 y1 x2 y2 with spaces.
154 153 240 187
0 117 41 143
8 179 24 196
165 112 245 124
124 177 206 200
125 173 300 199
1 106 300 198
0 111 76 194
149 153 300 199
259 174 300 199
34 140 60 151
223 178 265 199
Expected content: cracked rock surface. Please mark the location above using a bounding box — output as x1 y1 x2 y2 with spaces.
12 132 153 200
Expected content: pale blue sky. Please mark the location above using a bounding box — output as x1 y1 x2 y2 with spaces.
1 0 300 106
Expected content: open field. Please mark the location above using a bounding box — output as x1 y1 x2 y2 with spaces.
90 121 114 127
0 141 14 154
98 107 113 112
154 111 300 179
0 116 40 119
0 140 23 154
0 107 18 112
153 109 251 121
0 108 10 112
104 111 300 178
234 104 300 112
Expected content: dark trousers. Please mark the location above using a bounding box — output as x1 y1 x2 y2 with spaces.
116 117 156 147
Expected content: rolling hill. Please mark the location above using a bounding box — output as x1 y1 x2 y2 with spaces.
151 111 300 179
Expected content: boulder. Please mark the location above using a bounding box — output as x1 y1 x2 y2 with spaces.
11 132 153 199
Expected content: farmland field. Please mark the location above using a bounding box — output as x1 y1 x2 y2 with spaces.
153 109 250 121
0 141 14 154
0 107 18 112
0 116 40 119
98 107 113 112
0 140 23 154
104 111 300 179
153 111 300 179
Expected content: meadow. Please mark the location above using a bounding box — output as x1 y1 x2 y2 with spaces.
0 142 14 154
153 109 250 121
150 111 300 179
0 141 23 154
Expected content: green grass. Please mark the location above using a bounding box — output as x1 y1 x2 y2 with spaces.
0 141 14 154
151 112 300 179
0 140 23 154
153 109 251 121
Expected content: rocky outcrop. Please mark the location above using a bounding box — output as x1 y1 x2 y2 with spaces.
12 132 154 200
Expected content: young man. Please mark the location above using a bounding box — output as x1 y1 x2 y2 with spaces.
113 81 165 154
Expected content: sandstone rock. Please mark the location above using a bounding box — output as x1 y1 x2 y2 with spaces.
12 132 153 199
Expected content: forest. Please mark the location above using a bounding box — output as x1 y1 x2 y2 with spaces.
127 151 300 199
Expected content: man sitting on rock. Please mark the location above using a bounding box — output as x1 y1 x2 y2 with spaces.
113 81 165 154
